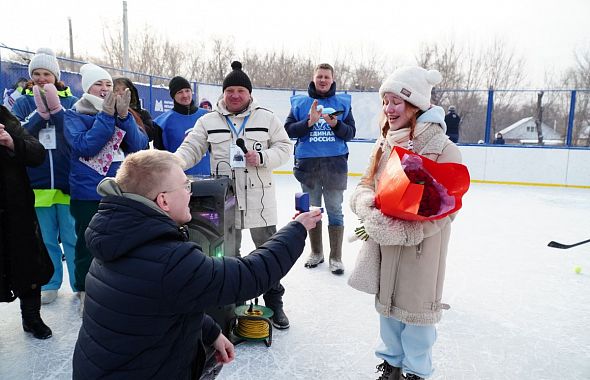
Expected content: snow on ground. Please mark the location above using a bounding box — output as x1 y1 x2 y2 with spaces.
1 175 589 379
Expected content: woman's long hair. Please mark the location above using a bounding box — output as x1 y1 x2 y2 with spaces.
128 108 146 134
25 79 68 92
361 100 419 185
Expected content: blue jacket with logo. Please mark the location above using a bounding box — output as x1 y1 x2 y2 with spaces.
154 102 211 176
284 82 356 190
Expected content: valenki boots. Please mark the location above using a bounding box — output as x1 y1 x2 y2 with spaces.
304 220 324 268
328 225 344 275
20 292 52 340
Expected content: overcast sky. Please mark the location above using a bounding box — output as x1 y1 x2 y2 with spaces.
2 0 589 87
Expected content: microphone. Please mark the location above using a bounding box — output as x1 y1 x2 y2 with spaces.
236 138 248 154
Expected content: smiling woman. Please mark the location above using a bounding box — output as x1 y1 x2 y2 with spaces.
10 47 80 308
63 62 148 312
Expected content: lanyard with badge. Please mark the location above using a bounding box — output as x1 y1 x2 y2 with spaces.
38 123 57 150
36 94 57 150
225 115 249 168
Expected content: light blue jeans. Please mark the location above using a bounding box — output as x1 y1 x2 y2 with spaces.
301 183 344 226
375 315 437 378
36 204 77 291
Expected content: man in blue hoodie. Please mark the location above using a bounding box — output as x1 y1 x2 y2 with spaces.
72 149 321 380
284 63 356 275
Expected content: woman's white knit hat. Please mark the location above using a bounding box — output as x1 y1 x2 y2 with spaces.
80 63 112 93
28 48 61 81
379 66 442 111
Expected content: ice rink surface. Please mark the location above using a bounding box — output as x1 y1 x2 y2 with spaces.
1 175 589 380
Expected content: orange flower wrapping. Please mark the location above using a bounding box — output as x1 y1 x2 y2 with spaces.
375 146 470 221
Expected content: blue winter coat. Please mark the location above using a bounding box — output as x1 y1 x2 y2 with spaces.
284 82 356 190
73 194 307 379
64 110 148 200
12 90 78 192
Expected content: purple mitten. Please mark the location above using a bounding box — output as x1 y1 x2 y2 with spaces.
33 85 50 120
43 84 62 114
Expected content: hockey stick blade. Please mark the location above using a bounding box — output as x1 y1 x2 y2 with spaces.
547 238 590 249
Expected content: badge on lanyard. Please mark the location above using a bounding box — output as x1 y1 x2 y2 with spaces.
38 126 57 150
225 114 250 169
230 144 246 168
112 147 125 162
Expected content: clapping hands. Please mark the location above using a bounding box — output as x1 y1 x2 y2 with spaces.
33 84 63 121
102 89 131 119
115 88 131 118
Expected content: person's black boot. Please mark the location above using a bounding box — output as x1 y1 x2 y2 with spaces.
376 360 401 380
20 293 52 340
263 284 288 329
270 307 290 330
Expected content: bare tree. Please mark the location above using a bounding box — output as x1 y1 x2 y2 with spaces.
415 39 527 142
206 37 235 84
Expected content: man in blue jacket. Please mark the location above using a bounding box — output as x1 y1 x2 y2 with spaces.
284 63 356 275
72 149 321 380
154 76 210 175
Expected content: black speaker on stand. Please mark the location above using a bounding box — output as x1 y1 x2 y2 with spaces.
187 175 237 335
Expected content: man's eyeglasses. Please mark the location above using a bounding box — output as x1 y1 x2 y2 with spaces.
153 179 192 201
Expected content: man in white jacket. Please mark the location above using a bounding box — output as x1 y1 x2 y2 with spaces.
175 61 293 329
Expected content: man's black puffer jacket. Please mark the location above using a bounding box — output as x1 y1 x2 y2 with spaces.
73 195 307 379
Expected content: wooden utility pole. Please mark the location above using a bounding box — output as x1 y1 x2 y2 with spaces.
123 1 129 72
68 17 74 71
535 91 544 145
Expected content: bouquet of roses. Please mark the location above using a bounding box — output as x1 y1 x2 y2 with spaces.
374 146 470 221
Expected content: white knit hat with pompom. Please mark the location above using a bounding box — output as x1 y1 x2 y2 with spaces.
379 66 442 111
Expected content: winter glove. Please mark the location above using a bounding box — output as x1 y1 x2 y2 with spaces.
43 84 63 114
32 85 50 120
102 91 116 116
353 225 370 241
115 88 131 119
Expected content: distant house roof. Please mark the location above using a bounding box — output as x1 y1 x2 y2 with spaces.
499 117 562 140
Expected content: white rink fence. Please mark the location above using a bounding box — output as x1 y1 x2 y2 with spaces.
274 142 590 189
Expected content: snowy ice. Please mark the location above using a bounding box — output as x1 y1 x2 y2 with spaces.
1 175 589 379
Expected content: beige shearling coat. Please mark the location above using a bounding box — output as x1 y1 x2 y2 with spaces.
349 117 462 325
175 98 292 229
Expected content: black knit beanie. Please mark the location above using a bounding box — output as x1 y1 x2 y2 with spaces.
222 61 252 93
169 76 191 98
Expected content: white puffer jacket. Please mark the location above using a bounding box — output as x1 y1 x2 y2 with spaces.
175 98 292 229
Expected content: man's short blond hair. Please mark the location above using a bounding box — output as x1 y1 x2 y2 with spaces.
115 150 184 200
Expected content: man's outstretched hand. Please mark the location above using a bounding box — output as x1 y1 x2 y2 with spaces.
212 333 235 364
294 209 323 230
